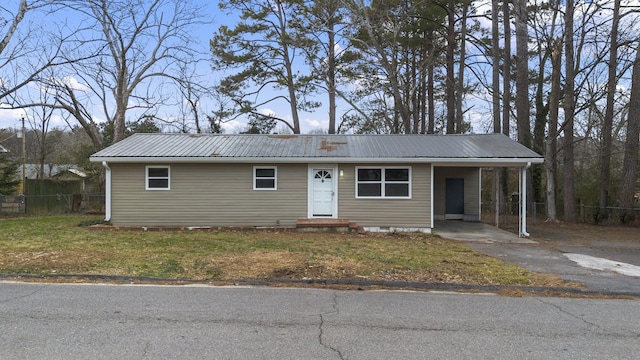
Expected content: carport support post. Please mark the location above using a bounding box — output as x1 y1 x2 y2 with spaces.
102 161 111 222
519 164 530 237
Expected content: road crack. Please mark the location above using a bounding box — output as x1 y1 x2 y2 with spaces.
0 284 45 304
535 298 600 328
318 292 344 359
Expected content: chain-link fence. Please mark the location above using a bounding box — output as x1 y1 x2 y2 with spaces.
0 193 104 216
482 200 640 226
0 194 25 213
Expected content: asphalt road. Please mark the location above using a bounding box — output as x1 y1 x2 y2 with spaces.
1 283 638 359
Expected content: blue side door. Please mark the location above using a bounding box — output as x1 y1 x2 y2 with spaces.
445 178 464 216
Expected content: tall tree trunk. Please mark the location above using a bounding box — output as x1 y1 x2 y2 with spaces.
563 0 576 221
533 59 549 204
502 0 512 210
427 29 435 134
446 4 456 134
546 39 562 221
492 0 500 135
502 0 511 138
420 50 428 134
428 61 435 134
455 3 469 133
491 0 501 226
514 0 532 212
282 47 301 133
619 43 640 209
599 0 621 208
112 83 128 144
514 0 530 148
327 18 337 134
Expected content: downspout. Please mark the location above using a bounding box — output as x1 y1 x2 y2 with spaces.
102 161 111 222
430 164 434 229
520 162 531 237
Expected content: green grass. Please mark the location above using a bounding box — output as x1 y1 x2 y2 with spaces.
0 215 563 286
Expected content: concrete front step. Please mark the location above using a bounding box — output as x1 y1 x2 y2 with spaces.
296 218 365 234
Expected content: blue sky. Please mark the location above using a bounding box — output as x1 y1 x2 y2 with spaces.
0 0 342 135
0 0 525 136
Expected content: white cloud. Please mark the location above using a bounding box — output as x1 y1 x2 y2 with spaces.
259 108 277 117
0 105 28 129
61 76 90 92
221 119 244 133
304 118 322 128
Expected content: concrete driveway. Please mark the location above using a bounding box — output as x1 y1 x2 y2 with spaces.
434 220 535 244
434 220 640 296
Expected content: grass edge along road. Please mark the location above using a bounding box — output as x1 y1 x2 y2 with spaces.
0 215 574 290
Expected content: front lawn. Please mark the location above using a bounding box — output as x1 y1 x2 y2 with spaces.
0 215 566 287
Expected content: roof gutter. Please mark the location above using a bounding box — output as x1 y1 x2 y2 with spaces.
89 156 544 166
102 161 111 222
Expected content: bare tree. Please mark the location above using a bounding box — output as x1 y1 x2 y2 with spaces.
501 0 512 211
599 0 621 208
491 0 501 226
65 0 205 144
53 79 104 150
619 42 640 209
563 0 576 222
175 63 213 134
514 0 530 148
546 39 562 222
502 0 512 139
0 1 71 101
26 84 56 178
445 1 456 134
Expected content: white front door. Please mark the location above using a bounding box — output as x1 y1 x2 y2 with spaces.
311 168 335 216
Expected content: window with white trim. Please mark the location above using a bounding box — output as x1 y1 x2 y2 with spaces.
254 166 277 190
146 166 170 190
356 167 410 198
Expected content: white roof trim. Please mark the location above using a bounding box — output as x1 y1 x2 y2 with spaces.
90 156 543 166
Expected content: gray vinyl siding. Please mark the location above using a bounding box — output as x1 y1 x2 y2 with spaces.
337 163 431 228
433 167 480 221
110 163 307 226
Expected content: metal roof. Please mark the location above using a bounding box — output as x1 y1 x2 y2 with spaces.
90 133 543 166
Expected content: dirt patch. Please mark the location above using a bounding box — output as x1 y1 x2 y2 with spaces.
487 216 639 245
528 221 639 244
200 251 370 280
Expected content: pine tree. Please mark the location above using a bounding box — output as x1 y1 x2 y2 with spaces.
0 153 21 195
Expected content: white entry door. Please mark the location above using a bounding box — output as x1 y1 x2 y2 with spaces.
311 169 335 216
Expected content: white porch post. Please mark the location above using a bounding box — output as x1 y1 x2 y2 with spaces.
519 163 531 237
102 161 111 222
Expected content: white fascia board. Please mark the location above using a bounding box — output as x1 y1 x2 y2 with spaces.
90 156 543 166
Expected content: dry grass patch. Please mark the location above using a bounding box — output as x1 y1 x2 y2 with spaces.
0 250 112 274
0 215 579 289
199 251 369 280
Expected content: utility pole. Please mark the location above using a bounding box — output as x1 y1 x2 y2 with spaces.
21 117 26 194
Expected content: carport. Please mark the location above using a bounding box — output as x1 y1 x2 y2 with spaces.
432 161 539 238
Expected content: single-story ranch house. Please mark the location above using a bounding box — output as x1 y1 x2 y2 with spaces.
90 133 543 235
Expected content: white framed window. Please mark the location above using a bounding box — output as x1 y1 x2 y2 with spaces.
146 166 170 190
356 167 411 198
254 166 277 190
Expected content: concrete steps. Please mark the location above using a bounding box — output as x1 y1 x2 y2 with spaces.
295 218 365 234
